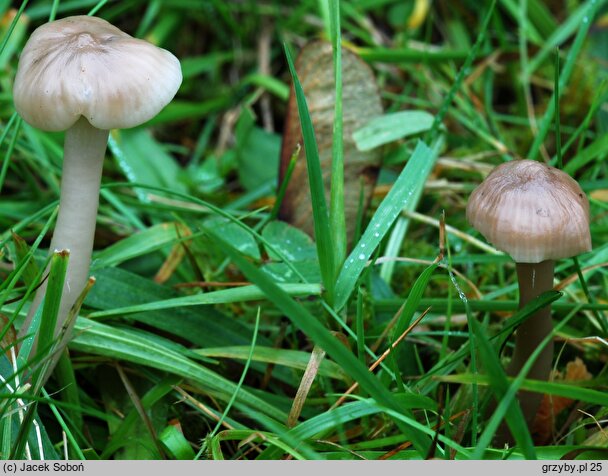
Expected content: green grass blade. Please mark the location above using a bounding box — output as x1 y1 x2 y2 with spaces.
425 0 497 142
390 264 438 340
527 0 605 160
258 395 437 459
70 318 288 424
328 0 346 271
284 44 335 302
207 308 260 438
210 232 433 457
87 283 321 318
468 316 536 459
195 346 347 380
335 141 437 310
525 0 595 75
32 250 69 386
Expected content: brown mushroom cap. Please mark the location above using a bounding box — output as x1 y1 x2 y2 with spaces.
466 159 591 263
13 15 182 131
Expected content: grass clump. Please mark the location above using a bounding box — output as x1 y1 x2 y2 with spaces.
0 0 606 461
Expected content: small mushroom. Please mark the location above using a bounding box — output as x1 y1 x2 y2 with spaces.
14 16 182 355
466 159 591 427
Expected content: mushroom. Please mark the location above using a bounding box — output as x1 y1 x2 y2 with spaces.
466 159 591 427
14 16 182 355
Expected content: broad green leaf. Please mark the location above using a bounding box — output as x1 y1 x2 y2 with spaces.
353 111 435 151
202 216 260 260
261 221 320 283
234 108 280 192
262 221 317 261
180 52 234 79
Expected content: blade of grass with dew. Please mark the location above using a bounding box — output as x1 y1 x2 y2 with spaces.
284 44 336 302
210 233 433 456
379 5 495 285
334 140 437 311
328 0 346 272
527 0 605 161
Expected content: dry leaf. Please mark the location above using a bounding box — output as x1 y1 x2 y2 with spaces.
533 357 593 444
279 41 383 244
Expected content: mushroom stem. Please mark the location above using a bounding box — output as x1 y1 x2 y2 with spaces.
508 260 555 425
20 117 109 349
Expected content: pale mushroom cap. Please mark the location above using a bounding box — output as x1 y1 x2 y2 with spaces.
466 160 591 263
13 15 182 131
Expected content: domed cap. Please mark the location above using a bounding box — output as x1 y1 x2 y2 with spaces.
466 159 591 263
13 15 182 131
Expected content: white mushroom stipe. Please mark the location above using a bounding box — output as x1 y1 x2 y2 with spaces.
14 15 182 380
